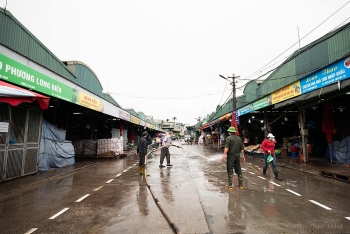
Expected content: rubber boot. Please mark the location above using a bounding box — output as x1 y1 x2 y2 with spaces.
142 167 150 176
237 173 243 189
138 166 142 174
139 166 144 175
226 174 233 190
263 169 266 176
274 171 282 180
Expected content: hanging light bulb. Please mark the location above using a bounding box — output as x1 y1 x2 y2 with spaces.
337 106 346 112
260 120 264 123
285 117 288 121
248 119 251 123
252 116 255 119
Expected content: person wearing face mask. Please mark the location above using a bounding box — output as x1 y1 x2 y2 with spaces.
260 133 282 180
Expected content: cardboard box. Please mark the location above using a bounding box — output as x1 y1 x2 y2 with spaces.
281 148 288 157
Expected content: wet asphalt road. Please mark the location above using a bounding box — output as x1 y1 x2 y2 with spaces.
1 143 350 234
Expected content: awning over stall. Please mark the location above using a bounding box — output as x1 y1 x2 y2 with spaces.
0 81 50 109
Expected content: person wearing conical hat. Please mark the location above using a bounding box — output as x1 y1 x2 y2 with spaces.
222 126 245 190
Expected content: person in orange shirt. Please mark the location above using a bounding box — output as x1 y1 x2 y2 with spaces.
260 133 282 180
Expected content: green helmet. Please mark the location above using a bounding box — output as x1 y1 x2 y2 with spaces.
227 126 236 132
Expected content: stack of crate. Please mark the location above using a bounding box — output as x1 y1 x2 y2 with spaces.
82 140 97 156
281 137 289 156
97 138 119 156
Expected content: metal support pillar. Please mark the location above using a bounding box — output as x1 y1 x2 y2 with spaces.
264 109 268 136
299 107 308 162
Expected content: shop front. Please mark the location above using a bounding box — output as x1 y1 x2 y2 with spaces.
238 55 350 164
0 50 161 180
0 81 49 181
199 113 233 147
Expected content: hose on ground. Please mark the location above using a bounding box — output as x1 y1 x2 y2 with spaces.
143 145 182 234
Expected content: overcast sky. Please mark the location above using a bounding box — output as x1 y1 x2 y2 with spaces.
2 0 350 125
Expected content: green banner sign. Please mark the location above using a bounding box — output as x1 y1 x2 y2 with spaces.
253 95 272 111
0 54 73 102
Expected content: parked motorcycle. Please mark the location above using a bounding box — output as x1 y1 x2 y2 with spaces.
126 141 134 150
148 141 159 150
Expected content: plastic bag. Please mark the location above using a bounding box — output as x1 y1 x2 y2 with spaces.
267 154 273 163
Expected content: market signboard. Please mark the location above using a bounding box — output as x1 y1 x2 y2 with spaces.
238 104 253 116
73 89 104 112
253 95 272 111
0 54 73 102
119 109 130 121
271 81 301 104
131 116 140 125
300 56 350 93
219 113 231 121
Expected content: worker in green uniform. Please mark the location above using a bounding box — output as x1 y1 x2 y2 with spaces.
222 126 245 190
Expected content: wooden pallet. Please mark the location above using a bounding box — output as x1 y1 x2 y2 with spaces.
319 169 350 182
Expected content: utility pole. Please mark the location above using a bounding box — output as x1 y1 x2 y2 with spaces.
195 116 202 142
232 74 236 111
195 116 202 125
219 74 240 112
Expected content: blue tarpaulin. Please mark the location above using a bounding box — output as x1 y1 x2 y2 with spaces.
38 120 75 172
325 136 350 165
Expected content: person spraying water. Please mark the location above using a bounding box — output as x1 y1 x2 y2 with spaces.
159 131 181 168
221 127 246 190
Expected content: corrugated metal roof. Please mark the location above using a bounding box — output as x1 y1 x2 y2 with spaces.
0 7 162 126
0 8 109 100
101 93 121 108
125 108 138 116
137 112 146 121
65 61 103 96
0 8 77 82
256 23 350 98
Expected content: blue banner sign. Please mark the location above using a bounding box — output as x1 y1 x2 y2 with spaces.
300 57 350 94
238 104 253 116
235 111 239 124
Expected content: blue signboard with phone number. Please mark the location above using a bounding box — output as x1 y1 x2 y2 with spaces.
300 56 350 94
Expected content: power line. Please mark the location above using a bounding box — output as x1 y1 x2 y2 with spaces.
202 43 350 122
234 42 350 92
206 90 233 122
243 1 350 81
109 88 231 97
218 77 229 106
203 3 350 122
109 89 231 100
330 15 350 31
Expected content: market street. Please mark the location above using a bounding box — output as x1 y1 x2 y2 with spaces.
1 143 350 234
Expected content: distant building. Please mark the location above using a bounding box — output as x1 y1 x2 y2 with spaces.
153 120 186 136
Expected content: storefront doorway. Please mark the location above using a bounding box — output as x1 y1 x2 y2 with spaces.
0 104 42 181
